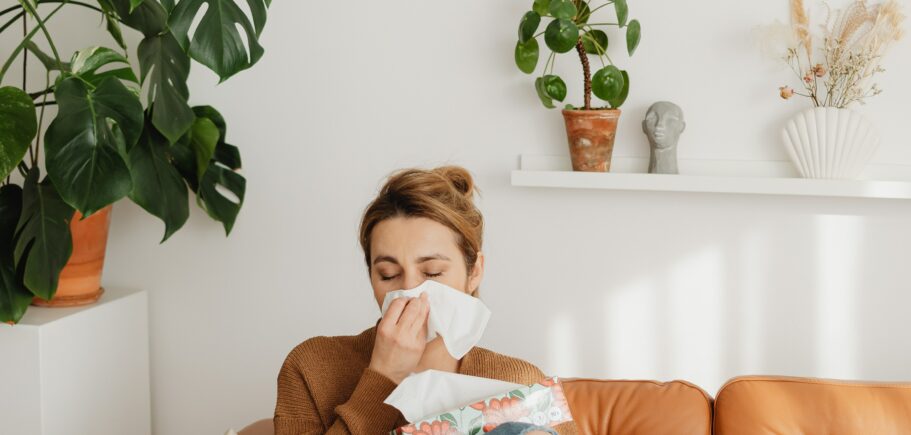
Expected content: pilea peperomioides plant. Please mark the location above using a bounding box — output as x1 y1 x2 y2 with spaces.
515 0 641 109
0 0 270 323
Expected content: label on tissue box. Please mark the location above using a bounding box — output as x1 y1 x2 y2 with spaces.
391 377 573 435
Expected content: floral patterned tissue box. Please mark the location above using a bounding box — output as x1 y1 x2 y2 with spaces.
392 377 573 435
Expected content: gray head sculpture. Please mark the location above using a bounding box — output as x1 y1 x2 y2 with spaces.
642 101 686 174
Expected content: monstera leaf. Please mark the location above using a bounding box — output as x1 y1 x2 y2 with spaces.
0 184 32 325
138 32 193 143
128 117 190 242
197 153 245 235
13 169 74 301
44 76 143 216
169 0 271 81
70 46 139 88
0 87 36 180
100 0 168 37
170 106 246 235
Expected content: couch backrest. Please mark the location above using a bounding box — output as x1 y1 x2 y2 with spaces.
561 378 713 435
714 376 911 435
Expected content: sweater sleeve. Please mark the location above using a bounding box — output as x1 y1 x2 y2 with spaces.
274 350 402 435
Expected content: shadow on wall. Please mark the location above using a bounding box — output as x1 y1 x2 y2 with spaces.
535 197 911 394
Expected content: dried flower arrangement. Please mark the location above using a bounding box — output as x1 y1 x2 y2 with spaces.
758 0 905 108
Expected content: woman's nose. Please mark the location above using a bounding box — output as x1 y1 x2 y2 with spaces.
402 274 425 291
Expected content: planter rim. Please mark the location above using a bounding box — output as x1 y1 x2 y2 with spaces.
562 108 622 114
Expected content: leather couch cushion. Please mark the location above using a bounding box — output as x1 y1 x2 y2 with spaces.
561 378 712 435
714 376 911 435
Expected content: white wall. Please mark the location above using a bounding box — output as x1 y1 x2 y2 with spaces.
4 1 911 434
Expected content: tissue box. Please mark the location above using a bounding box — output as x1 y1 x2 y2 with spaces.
392 377 573 435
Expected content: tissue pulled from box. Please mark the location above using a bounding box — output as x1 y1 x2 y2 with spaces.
384 370 523 423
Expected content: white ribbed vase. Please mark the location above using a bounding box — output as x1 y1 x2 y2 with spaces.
781 107 881 179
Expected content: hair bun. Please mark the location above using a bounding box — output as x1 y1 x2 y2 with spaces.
435 166 476 198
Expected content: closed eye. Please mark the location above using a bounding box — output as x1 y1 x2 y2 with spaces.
380 272 443 281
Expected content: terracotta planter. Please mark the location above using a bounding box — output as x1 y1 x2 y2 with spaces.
32 206 112 307
562 109 621 172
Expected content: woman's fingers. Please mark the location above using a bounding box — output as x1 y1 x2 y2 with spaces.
396 296 423 330
409 293 430 336
415 303 429 340
380 296 409 330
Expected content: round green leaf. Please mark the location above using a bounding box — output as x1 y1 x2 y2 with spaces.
534 77 555 109
0 87 36 180
518 11 540 43
614 0 629 26
533 0 551 16
627 19 641 56
548 0 577 20
608 70 630 108
542 75 567 102
581 29 608 55
515 39 540 74
544 19 579 53
592 65 625 101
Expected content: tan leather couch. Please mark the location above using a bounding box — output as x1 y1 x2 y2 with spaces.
240 376 911 434
713 376 911 434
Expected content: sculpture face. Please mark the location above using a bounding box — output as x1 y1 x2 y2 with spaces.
642 102 686 150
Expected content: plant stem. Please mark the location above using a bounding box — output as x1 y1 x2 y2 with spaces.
24 12 35 166
22 12 26 89
0 11 25 33
0 2 64 83
29 85 53 99
580 28 607 67
576 39 591 110
543 51 555 76
587 2 613 14
586 22 620 26
0 0 102 19
17 161 29 177
34 70 49 166
34 100 56 107
0 4 23 17
18 0 64 71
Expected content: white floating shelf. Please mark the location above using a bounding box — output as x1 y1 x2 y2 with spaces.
511 155 911 200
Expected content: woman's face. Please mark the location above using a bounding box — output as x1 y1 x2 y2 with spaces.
369 216 483 307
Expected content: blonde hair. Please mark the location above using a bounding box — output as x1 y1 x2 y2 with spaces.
359 166 483 282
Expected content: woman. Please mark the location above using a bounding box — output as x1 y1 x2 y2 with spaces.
274 166 576 435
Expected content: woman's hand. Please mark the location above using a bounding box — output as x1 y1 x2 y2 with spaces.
369 292 430 384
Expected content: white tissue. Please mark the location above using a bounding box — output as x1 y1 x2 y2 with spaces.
384 370 524 423
380 279 491 359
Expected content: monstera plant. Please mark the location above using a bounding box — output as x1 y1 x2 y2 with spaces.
0 0 270 323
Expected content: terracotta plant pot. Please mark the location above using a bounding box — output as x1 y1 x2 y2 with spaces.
32 206 112 307
562 109 622 172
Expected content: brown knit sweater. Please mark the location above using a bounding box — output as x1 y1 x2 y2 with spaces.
275 324 578 435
